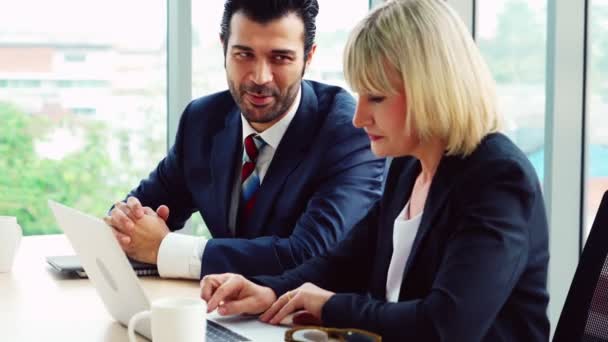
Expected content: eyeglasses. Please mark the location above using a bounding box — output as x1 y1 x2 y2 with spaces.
285 326 382 342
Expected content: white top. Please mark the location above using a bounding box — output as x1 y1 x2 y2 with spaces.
157 87 301 279
385 202 423 302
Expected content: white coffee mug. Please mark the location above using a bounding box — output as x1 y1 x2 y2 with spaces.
0 216 22 273
128 297 207 342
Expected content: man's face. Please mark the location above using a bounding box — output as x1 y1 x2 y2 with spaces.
223 11 315 131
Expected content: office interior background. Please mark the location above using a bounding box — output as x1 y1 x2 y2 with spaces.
0 0 605 333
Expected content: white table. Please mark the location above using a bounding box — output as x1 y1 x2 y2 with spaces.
0 235 286 341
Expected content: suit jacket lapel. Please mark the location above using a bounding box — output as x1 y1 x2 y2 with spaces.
399 155 459 288
242 81 319 238
372 158 419 299
209 108 241 238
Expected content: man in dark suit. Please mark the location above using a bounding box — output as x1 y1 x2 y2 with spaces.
104 0 384 280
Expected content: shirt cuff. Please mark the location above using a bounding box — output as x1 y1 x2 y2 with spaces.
157 232 207 279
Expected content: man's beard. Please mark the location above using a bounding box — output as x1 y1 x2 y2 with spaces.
228 67 303 124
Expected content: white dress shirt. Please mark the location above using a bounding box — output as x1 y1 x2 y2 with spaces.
156 87 301 279
385 202 422 302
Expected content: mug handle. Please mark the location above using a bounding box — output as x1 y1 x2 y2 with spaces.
128 310 151 342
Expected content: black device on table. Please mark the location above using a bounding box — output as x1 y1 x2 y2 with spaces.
47 255 158 278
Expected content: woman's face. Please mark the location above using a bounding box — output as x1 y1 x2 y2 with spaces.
352 86 420 158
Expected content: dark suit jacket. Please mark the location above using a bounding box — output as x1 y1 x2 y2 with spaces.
125 80 385 278
255 133 550 342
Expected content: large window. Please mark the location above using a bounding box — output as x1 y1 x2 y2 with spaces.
477 0 547 179
585 0 608 236
303 0 369 89
0 1 167 235
191 0 226 97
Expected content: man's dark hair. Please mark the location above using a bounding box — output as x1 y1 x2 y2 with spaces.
220 0 319 61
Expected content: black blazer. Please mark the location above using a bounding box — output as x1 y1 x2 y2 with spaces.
125 80 385 277
255 133 550 341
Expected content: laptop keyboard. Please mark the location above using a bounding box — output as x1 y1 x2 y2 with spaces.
207 320 251 342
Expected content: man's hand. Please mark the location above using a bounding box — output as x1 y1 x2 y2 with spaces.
200 273 277 316
122 213 170 263
259 282 334 325
104 196 171 264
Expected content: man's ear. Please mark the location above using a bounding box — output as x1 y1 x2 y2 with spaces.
305 44 317 68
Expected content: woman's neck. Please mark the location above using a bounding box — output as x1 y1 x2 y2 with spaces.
405 139 446 219
414 139 445 183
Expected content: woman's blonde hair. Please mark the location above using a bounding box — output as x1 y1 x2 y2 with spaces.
344 0 502 156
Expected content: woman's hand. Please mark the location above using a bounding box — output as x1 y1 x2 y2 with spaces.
200 273 277 315
259 282 335 325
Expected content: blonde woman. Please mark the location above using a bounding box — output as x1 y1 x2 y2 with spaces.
200 0 550 340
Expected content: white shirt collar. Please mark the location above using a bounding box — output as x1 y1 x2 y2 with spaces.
240 85 302 150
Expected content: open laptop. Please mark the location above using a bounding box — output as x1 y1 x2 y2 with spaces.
48 200 286 341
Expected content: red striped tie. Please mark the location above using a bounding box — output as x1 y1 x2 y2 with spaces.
239 134 265 225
